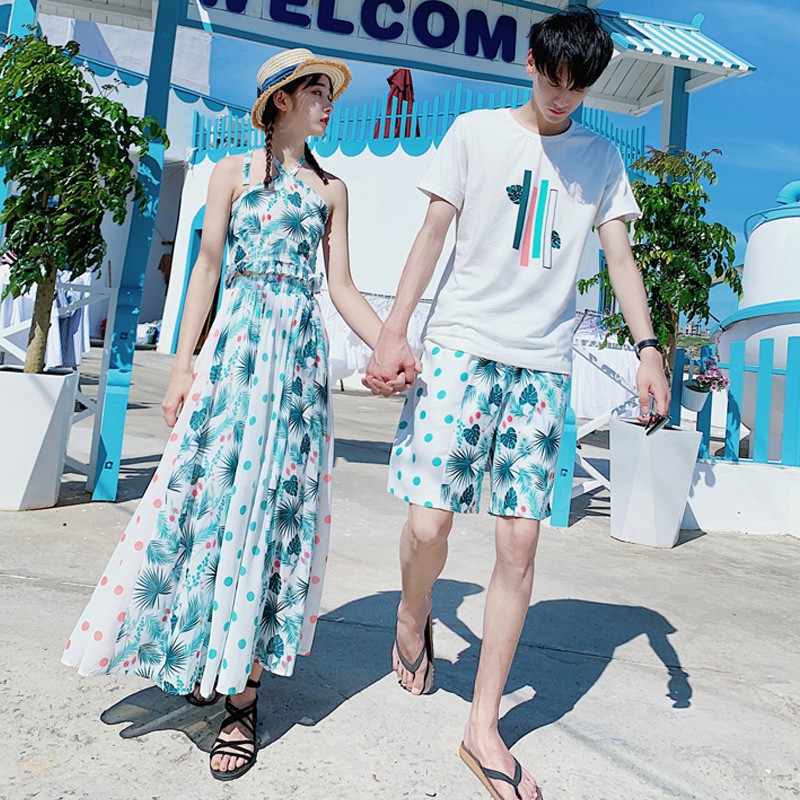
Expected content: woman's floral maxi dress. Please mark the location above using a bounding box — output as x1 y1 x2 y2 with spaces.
62 152 334 698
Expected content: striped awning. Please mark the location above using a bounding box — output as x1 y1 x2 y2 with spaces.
602 12 755 74
587 11 756 115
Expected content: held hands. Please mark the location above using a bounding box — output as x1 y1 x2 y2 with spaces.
162 366 195 428
363 329 421 397
636 347 671 422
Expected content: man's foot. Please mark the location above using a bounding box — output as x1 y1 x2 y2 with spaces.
393 596 433 695
209 682 259 777
461 726 540 800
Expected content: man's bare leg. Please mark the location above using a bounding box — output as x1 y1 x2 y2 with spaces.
394 504 453 694
462 516 542 800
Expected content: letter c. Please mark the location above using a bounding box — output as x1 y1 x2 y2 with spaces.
361 0 405 42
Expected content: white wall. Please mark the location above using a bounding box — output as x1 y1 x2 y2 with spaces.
684 460 800 537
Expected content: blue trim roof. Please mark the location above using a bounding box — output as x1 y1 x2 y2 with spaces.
600 11 756 74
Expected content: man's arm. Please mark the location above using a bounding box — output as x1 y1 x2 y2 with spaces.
363 197 456 395
598 217 670 417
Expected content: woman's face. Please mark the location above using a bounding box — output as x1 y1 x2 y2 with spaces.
282 75 334 138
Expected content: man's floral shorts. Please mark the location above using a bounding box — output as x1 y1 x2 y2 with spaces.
388 341 570 521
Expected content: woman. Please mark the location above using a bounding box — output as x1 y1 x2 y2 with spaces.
62 48 401 781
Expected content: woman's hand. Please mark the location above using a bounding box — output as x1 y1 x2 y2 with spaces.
162 366 194 428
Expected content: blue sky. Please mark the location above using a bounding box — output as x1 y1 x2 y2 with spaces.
210 0 800 323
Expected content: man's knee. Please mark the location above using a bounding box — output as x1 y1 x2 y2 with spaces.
405 505 453 549
495 516 540 572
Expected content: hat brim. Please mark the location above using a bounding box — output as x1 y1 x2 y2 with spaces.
251 58 352 131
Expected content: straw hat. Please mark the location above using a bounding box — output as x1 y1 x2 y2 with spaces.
251 48 352 130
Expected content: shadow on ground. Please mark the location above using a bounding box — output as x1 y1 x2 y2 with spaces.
99 579 691 755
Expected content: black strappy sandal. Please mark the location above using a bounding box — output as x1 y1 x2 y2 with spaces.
186 684 220 707
209 678 260 782
394 613 434 694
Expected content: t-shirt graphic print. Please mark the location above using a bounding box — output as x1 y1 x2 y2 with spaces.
418 108 641 374
507 174 561 269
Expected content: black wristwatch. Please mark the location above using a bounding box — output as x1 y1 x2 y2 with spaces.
634 338 663 360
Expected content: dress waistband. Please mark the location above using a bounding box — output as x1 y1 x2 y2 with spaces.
225 268 322 295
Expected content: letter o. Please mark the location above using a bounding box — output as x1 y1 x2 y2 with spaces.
412 0 459 49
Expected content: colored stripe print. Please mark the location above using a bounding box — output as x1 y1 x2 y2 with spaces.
508 176 560 269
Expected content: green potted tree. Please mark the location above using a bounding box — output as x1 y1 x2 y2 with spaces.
0 29 167 510
579 147 741 547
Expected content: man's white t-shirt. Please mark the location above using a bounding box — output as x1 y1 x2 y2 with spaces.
419 107 641 374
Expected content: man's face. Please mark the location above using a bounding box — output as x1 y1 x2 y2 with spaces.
527 54 589 126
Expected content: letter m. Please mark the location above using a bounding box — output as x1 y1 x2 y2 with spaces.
464 11 515 62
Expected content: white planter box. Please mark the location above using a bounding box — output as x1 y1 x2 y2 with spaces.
610 417 702 548
0 368 78 511
681 382 710 412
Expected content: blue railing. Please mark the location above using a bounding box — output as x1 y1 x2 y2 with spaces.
192 89 646 169
671 337 800 467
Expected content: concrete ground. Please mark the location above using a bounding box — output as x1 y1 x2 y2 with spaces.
1 349 799 800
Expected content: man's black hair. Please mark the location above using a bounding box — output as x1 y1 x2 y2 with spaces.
528 8 613 90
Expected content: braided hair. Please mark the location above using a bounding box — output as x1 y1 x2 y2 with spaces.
259 73 331 188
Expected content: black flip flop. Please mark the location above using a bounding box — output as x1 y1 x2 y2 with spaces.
394 613 434 694
459 742 529 800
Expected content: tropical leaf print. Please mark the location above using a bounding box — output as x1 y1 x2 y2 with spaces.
292 377 303 396
285 578 309 605
279 207 309 241
216 447 240 490
445 446 481 489
504 487 518 511
146 538 176 567
288 398 308 434
132 567 173 611
506 185 523 204
287 534 302 557
283 475 299 496
488 385 503 407
268 573 282 595
520 384 539 408
474 358 502 385
137 641 163 667
463 423 481 446
287 191 302 208
459 484 475 507
235 347 258 387
492 451 519 490
551 230 561 249
179 596 205 634
277 497 303 538
162 642 189 680
283 611 304 649
532 421 562 462
498 427 517 449
260 596 287 641
297 240 311 257
266 635 284 661
300 433 311 456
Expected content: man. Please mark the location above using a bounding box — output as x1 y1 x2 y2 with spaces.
365 9 670 799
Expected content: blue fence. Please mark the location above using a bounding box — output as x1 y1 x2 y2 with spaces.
671 337 800 467
192 89 646 169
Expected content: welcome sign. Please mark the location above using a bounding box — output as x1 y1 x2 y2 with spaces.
180 0 554 86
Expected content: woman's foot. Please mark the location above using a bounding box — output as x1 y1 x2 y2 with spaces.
186 683 219 707
462 723 540 800
209 680 260 780
393 594 433 695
